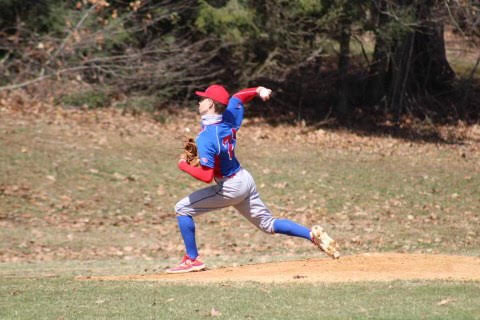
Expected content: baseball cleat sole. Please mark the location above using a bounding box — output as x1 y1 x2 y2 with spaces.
311 225 340 259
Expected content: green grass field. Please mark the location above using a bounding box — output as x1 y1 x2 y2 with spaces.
2 277 480 319
1 106 480 319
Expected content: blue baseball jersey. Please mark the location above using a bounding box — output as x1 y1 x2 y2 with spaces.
196 96 244 177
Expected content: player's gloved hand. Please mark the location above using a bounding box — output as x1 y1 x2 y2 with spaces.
257 86 272 101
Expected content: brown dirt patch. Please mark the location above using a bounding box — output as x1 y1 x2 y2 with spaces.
79 253 480 283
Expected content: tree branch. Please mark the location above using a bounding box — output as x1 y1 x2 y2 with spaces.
47 4 97 65
0 66 92 91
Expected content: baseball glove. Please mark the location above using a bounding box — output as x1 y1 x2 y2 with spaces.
182 138 200 167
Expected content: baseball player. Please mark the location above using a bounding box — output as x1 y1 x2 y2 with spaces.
167 84 339 273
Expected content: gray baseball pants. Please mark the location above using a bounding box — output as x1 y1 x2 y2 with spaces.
175 168 276 233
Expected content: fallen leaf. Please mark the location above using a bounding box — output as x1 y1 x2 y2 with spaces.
157 185 166 196
437 298 455 306
113 172 125 180
210 308 222 317
273 181 288 189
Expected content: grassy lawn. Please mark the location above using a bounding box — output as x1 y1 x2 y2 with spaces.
1 276 480 320
1 111 479 263
1 107 480 319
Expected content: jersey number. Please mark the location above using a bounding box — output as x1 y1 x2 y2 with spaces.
222 129 237 160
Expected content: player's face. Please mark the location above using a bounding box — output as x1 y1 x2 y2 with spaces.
198 98 213 115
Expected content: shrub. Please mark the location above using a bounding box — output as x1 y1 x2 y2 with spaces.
59 90 111 109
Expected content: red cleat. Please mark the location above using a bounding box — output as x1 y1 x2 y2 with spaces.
166 255 206 274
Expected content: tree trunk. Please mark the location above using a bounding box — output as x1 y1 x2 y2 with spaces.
368 0 456 117
336 3 352 118
388 32 415 119
367 0 390 105
412 21 455 93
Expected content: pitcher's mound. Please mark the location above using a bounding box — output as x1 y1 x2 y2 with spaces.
79 253 480 283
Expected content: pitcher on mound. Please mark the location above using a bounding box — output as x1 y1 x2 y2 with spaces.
167 84 340 273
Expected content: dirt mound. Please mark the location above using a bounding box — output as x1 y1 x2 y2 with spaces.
79 253 480 283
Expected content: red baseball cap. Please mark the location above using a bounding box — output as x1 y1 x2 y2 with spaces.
195 84 230 105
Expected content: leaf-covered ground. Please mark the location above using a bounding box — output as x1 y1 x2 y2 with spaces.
1 91 480 269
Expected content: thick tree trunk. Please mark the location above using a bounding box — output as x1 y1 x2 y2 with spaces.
412 21 455 92
368 0 456 117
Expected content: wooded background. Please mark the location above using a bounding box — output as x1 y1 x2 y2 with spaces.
1 0 479 123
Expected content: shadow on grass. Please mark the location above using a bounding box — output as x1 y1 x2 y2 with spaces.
247 106 473 146
241 73 479 146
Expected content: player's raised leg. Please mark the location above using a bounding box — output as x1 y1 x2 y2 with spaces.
272 219 340 259
233 169 340 259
